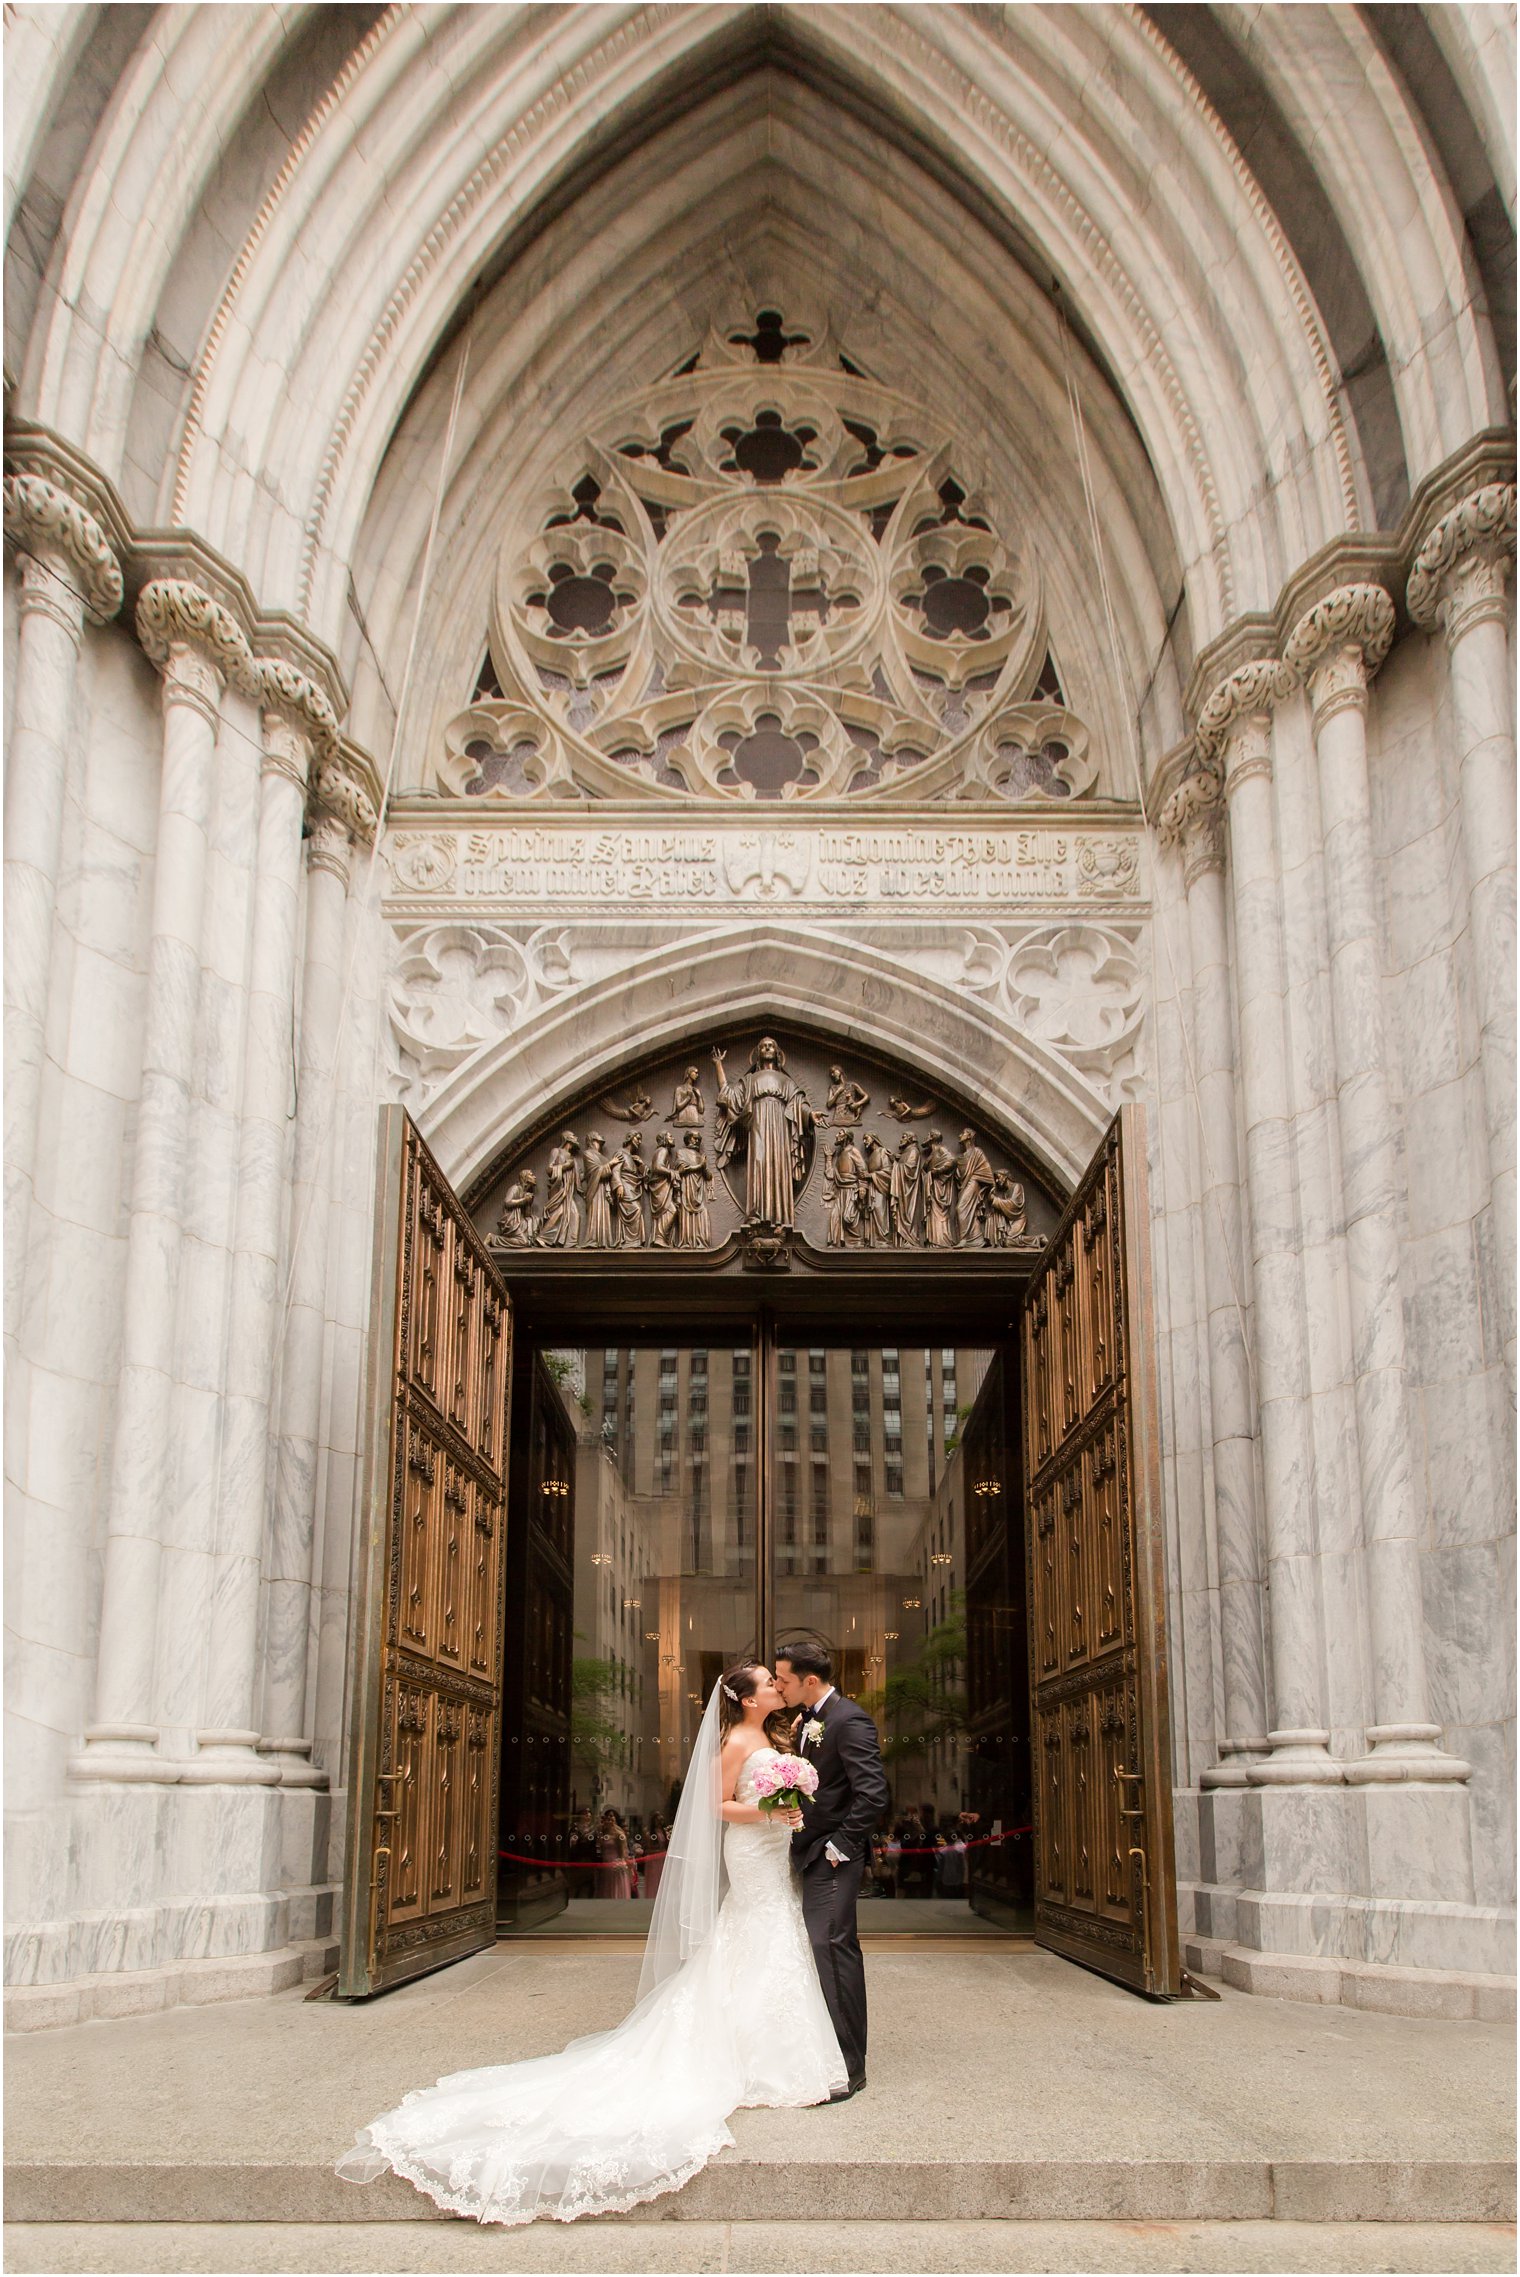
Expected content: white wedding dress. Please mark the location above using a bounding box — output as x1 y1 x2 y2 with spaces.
334 1741 846 2225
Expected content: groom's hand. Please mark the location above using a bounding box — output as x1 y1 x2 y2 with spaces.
824 1841 848 1869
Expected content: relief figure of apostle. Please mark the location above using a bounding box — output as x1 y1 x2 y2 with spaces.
674 1132 715 1247
889 1134 922 1245
540 1132 581 1248
955 1128 994 1247
986 1170 1028 1248
829 1132 868 1246
581 1133 615 1248
862 1133 892 1246
647 1131 678 1248
711 1037 814 1227
671 1067 705 1126
923 1130 958 1249
610 1133 647 1248
491 1169 538 1249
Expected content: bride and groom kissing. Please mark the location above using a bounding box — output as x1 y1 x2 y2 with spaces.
336 1642 891 2227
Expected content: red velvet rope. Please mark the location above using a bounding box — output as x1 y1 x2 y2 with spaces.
498 1828 1033 1869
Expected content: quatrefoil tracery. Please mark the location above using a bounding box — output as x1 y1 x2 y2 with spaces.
454 318 1092 804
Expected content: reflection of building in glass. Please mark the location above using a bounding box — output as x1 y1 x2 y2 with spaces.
562 1346 992 1830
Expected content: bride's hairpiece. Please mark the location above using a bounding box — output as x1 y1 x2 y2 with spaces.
721 1682 739 1702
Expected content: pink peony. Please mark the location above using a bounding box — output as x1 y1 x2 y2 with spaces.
750 1754 819 1813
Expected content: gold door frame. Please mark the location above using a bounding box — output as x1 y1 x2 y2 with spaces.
339 1109 513 1997
1020 1105 1182 1996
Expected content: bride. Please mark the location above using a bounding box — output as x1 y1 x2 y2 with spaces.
334 1662 847 2225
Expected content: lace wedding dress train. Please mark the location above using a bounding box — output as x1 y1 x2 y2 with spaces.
334 1746 846 2225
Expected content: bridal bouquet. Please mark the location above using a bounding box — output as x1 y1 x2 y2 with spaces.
750 1754 819 1817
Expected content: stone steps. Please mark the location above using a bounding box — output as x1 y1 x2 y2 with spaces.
1182 1937 1517 2021
8 2220 1520 2276
3 1938 339 2033
9 1948 1510 2237
6 2155 1512 2228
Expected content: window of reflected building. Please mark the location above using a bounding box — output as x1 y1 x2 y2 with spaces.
498 1335 1031 1936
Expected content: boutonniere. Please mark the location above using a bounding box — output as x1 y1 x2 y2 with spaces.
803 1717 825 1749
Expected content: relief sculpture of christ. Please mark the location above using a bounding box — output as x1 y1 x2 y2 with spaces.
711 1037 815 1226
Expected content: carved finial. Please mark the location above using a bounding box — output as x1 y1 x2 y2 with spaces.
4 473 123 622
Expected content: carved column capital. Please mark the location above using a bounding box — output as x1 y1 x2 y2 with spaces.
1285 584 1395 727
1406 483 1516 644
3 472 123 625
136 580 259 721
306 812 355 886
259 713 313 792
256 658 340 764
1193 658 1294 765
311 753 378 846
1157 765 1226 883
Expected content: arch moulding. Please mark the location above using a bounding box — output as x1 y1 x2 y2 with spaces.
414 925 1115 1205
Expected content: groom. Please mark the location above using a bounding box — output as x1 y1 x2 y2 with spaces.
775 1643 889 2100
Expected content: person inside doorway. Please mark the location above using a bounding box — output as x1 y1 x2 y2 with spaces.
595 1808 630 1899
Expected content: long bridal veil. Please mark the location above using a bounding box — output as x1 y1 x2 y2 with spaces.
636 1681 725 2002
332 1684 748 2222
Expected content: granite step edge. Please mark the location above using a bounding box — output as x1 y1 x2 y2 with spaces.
5 2159 1512 2227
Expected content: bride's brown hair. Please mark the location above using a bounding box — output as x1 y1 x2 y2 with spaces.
717 1661 763 1739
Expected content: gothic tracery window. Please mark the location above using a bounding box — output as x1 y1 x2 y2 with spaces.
438 313 1097 805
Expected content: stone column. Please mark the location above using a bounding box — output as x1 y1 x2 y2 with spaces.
1204 664 1341 1785
71 582 258 1782
1284 586 1468 1788
186 667 339 1785
1407 485 1518 1386
258 797 356 1785
1159 763 1269 1783
2 476 122 1344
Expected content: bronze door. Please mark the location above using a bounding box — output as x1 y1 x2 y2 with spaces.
340 1109 513 1996
1020 1106 1181 1995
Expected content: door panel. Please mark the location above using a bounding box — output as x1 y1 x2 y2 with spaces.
340 1109 513 1996
1020 1106 1181 1995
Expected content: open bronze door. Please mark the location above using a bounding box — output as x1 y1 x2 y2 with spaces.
339 1109 512 1996
1021 1105 1183 1996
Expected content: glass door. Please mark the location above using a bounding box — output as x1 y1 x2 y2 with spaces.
768 1339 1032 1932
499 1341 760 1933
499 1326 1031 1938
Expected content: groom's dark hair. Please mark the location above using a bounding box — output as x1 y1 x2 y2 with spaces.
777 1641 832 1683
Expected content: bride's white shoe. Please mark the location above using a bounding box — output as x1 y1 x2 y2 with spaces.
335 1729 846 2225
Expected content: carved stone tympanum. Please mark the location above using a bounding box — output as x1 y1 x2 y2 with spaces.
480 1031 1055 1268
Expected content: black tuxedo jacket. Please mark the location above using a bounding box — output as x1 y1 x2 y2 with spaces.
790 1692 890 1872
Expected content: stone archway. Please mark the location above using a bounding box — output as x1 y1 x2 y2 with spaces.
406 922 1125 1205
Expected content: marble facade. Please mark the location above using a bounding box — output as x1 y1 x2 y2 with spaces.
3 4 1514 2026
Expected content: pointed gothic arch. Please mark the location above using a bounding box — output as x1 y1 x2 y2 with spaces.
407 923 1119 1207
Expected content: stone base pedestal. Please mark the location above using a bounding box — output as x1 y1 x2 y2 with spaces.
1178 1783 1516 2014
1182 1941 1516 2022
3 1933 338 2031
4 1778 338 2023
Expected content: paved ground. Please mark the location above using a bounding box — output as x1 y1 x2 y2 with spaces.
5 2220 1516 2273
7 1946 1513 2240
515 1899 1008 1939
